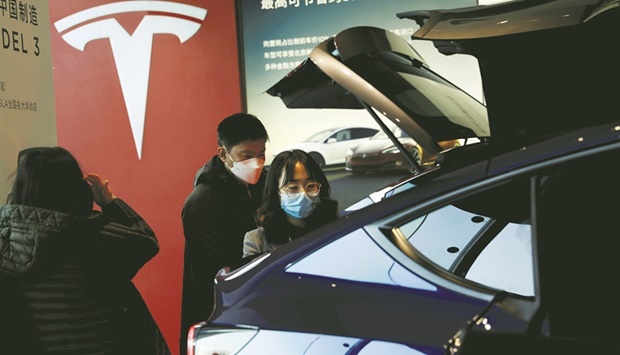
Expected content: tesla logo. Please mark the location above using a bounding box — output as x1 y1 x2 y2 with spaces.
54 1 207 159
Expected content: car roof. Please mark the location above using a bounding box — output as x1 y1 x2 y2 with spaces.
266 0 618 157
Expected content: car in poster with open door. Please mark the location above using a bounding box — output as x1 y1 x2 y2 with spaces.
187 1 619 354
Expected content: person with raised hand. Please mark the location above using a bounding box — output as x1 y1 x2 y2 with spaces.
0 146 170 354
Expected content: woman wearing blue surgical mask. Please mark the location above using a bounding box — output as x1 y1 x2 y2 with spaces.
243 149 339 258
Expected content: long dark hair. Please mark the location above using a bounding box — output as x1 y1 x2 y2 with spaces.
8 147 93 216
260 149 338 244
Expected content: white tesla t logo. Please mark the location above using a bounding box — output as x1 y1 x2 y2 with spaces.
55 1 207 159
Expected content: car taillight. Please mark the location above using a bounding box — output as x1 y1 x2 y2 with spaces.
186 321 206 355
188 325 259 354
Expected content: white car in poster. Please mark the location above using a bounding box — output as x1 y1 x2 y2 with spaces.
273 126 379 168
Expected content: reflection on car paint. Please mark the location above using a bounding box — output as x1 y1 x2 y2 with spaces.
286 229 437 291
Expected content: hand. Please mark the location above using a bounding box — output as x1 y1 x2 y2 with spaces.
83 173 117 206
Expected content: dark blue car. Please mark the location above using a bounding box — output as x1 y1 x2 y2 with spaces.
188 1 619 354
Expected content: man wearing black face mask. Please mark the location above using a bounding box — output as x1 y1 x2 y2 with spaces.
179 113 269 355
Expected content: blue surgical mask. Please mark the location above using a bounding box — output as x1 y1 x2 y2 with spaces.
280 192 321 219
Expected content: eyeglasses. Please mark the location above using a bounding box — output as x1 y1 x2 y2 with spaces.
279 182 321 198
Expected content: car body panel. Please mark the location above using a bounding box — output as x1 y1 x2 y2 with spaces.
191 326 430 354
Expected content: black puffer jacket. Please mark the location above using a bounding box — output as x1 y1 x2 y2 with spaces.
0 199 170 355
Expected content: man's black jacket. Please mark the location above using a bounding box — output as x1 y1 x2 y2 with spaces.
179 155 266 350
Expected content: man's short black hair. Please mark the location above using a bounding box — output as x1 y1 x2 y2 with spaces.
217 113 269 150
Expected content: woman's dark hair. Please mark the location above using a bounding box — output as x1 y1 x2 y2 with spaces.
260 149 338 244
8 147 93 216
